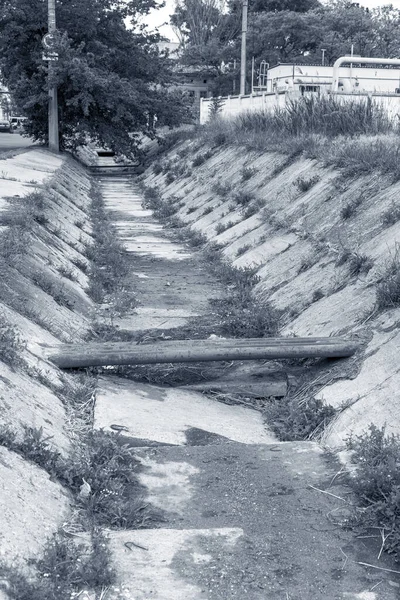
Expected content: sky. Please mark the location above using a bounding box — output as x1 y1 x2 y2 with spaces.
143 0 400 42
144 0 178 41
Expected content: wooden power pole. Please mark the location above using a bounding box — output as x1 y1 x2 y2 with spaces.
47 0 59 152
240 0 248 95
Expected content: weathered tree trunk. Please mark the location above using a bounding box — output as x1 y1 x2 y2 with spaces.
47 337 359 369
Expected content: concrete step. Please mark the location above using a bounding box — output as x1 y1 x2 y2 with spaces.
94 376 276 446
103 441 399 600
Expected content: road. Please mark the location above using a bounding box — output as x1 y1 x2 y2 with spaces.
0 131 36 151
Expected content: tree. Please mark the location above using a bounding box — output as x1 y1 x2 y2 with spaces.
0 0 189 157
229 0 321 14
171 0 241 94
247 10 325 65
371 5 400 58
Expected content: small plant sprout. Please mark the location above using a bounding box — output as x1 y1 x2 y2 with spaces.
294 175 320 193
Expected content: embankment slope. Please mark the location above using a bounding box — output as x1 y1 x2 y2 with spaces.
141 137 400 449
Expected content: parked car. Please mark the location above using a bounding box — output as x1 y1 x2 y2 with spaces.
10 116 27 131
0 119 12 133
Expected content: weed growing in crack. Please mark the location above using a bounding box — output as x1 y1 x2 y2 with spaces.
142 186 179 221
347 424 400 561
153 162 163 175
0 426 151 529
236 244 251 257
87 183 133 308
71 257 89 273
294 175 319 193
57 265 77 281
263 395 336 441
0 528 115 600
202 206 213 216
241 166 256 181
340 195 363 220
376 248 400 309
212 181 232 197
0 314 25 365
233 191 255 206
31 271 74 309
215 221 235 235
381 202 400 227
243 202 263 218
347 253 374 277
192 154 206 167
204 253 280 337
311 289 324 302
175 226 207 247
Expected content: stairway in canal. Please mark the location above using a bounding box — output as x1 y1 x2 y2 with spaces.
93 175 398 600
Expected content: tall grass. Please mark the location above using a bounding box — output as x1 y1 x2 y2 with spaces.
199 96 400 179
237 96 392 138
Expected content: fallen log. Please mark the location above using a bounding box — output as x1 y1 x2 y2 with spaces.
47 337 359 369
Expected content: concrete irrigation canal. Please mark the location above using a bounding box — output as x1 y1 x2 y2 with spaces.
1 146 400 600
86 173 397 599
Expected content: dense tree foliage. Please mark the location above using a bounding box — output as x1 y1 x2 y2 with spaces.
172 0 400 95
0 0 189 156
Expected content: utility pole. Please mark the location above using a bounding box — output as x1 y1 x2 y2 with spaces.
47 0 59 152
240 0 248 95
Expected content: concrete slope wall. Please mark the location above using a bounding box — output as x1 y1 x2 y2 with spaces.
142 140 400 449
0 149 94 573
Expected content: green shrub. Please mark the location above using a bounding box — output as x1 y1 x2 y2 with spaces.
165 172 175 185
264 396 336 441
347 425 400 560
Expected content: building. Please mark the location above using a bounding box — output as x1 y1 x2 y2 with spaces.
201 56 400 123
158 41 213 108
255 62 400 96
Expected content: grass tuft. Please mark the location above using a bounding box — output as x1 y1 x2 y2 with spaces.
0 314 24 365
1 528 115 600
347 424 400 561
264 395 336 441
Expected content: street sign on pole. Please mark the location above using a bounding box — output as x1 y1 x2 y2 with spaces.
42 52 59 61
